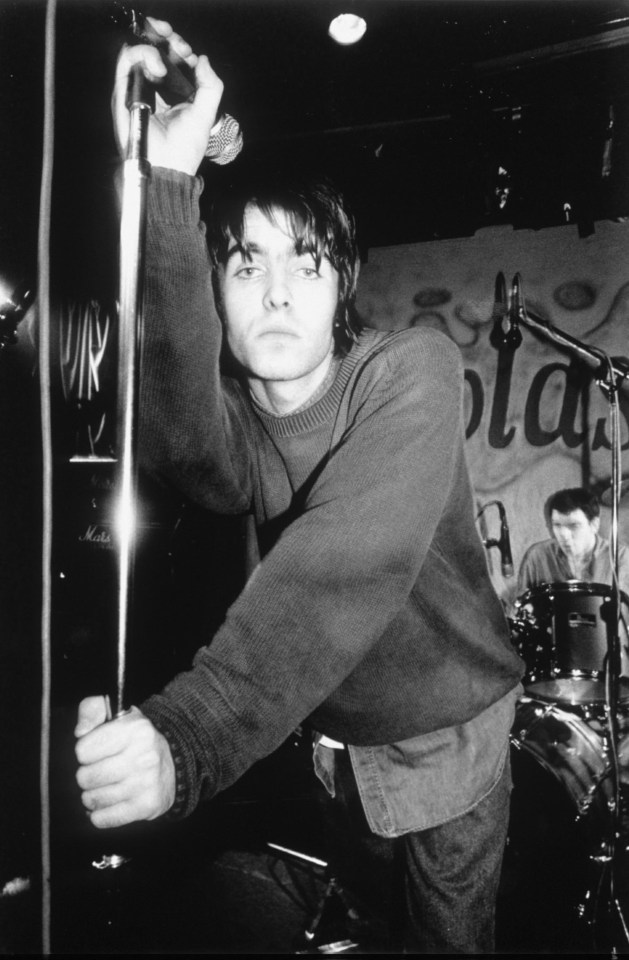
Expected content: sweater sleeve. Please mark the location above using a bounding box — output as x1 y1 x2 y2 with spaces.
141 328 474 816
138 167 251 513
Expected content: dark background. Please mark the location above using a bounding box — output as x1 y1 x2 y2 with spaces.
2 1 629 954
3 0 629 296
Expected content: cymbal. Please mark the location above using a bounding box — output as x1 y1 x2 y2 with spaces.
600 479 629 507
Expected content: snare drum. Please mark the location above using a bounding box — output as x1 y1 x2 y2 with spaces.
511 580 629 705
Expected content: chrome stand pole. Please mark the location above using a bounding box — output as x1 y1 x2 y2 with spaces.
113 77 153 715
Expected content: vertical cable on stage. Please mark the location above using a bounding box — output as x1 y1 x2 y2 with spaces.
38 0 57 953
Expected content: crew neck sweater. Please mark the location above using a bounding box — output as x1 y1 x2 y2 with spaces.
138 169 523 817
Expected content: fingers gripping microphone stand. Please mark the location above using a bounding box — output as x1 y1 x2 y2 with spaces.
509 272 629 951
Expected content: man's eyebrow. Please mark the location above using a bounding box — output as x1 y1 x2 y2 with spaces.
225 240 261 262
224 238 324 265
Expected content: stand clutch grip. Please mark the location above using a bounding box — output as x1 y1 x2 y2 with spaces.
113 3 196 108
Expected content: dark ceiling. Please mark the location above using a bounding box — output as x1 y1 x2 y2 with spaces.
2 0 629 296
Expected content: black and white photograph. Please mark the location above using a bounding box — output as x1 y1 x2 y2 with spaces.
1 0 629 954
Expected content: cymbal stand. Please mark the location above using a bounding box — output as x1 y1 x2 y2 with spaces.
510 273 629 950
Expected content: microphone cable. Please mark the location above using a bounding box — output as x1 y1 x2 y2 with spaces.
37 0 57 954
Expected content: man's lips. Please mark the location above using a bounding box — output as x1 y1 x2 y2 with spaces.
257 328 299 338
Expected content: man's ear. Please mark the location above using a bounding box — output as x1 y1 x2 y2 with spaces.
592 516 601 534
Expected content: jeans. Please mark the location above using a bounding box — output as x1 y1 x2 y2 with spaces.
323 746 512 954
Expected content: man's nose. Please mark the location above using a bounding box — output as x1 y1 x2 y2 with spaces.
263 272 292 310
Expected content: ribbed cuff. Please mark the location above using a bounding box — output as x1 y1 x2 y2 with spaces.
147 167 204 225
141 696 198 820
158 724 189 820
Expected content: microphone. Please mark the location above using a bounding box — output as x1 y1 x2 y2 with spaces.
489 271 521 351
489 272 508 350
204 114 244 165
506 272 523 351
496 502 514 578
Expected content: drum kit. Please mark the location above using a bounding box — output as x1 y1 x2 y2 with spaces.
506 580 629 953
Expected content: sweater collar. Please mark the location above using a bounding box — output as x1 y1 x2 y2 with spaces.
251 328 383 438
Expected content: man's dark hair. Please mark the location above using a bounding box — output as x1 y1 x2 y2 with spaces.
546 487 600 522
205 160 362 354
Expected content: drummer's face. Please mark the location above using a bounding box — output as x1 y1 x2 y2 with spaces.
550 509 599 558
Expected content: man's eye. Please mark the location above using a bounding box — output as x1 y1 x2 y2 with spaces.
298 266 319 278
235 265 260 278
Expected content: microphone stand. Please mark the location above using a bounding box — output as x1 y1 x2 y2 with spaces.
80 71 155 952
511 274 628 949
477 499 513 577
112 71 154 719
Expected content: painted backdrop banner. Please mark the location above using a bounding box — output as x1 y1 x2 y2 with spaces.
356 220 629 604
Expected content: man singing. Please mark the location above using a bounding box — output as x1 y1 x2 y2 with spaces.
75 19 523 953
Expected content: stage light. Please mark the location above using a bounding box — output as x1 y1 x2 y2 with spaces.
328 13 367 45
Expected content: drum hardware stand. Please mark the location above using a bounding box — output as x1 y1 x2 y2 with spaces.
266 843 360 954
509 272 629 952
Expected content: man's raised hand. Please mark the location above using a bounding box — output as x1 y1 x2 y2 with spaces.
112 17 224 175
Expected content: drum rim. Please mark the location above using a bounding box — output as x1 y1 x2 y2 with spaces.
516 581 612 606
523 674 629 705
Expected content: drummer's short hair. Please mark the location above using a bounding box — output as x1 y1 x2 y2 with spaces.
547 488 600 522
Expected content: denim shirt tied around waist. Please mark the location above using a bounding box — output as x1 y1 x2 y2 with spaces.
313 685 520 838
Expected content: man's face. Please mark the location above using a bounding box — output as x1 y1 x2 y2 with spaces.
550 508 599 558
219 205 339 388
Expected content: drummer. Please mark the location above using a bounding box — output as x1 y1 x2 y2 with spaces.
517 487 629 596
517 487 629 673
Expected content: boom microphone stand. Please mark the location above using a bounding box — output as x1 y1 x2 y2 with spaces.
508 272 629 950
